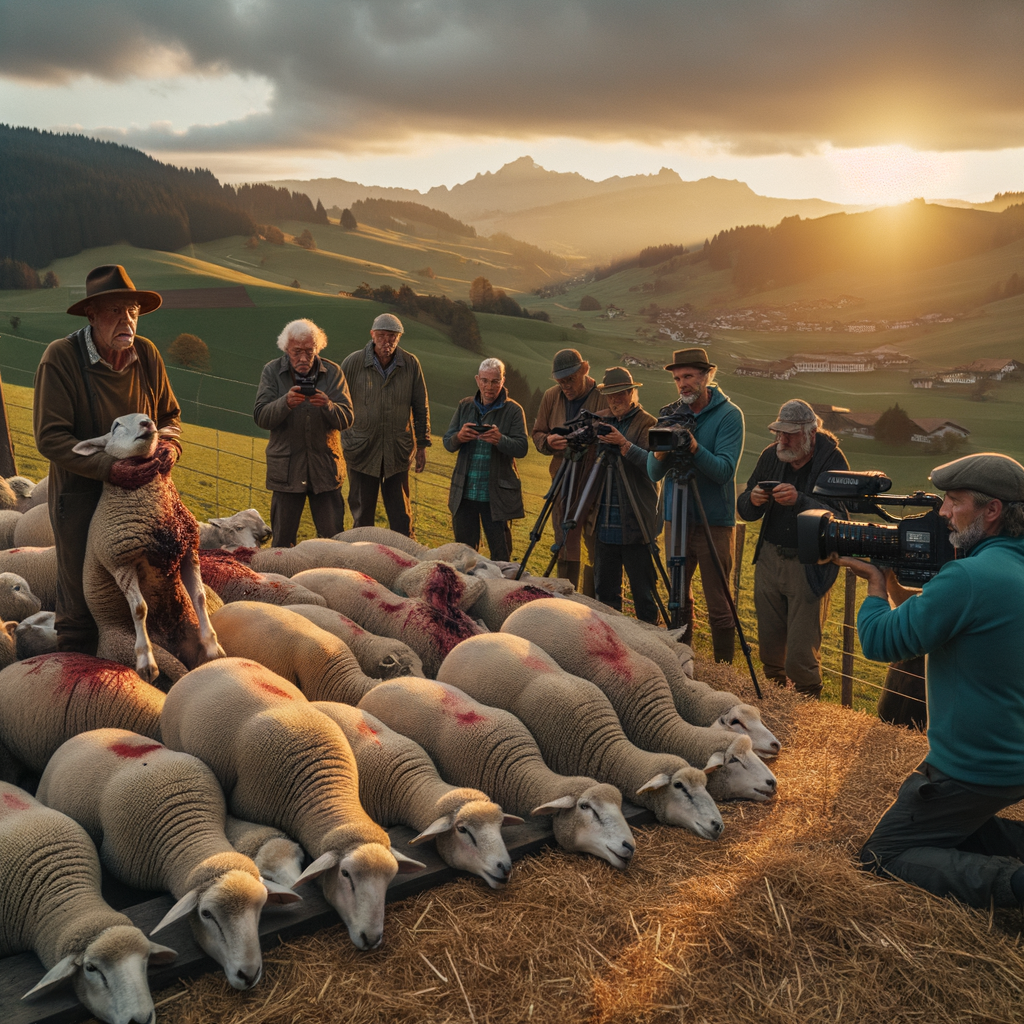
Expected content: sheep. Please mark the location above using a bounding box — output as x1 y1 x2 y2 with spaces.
437 634 723 839
249 546 316 576
393 559 487 610
1 780 176 1024
313 700 522 887
334 526 429 556
160 657 425 949
292 567 483 677
283 603 426 678
197 549 328 606
502 601 778 802
13 501 55 547
71 413 223 683
0 475 16 510
466 576 556 631
0 545 57 610
358 677 636 868
37 729 300 990
0 508 21 547
211 602 381 703
15 610 58 660
198 508 272 551
0 570 41 622
7 474 48 512
0 653 165 783
224 815 305 888
0 620 15 674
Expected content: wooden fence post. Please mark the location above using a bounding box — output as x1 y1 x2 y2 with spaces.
841 568 857 707
732 523 745 608
0 370 17 478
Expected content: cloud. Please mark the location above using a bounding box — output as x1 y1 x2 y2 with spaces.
1 0 1021 155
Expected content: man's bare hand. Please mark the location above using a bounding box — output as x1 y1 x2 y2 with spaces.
286 386 307 408
415 448 427 473
547 433 567 452
308 389 329 407
456 422 480 443
830 554 888 599
771 482 800 506
749 485 770 506
478 425 502 445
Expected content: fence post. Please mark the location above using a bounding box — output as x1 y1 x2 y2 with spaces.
0 370 18 477
841 568 857 707
732 523 745 608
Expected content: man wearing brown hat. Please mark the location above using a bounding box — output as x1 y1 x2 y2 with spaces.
33 264 181 654
737 399 849 697
531 348 608 594
839 453 1024 911
649 348 744 660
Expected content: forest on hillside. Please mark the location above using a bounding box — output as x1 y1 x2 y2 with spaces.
348 198 477 237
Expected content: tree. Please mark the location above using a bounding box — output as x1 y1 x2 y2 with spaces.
264 225 285 245
469 276 496 311
295 228 316 250
578 294 601 311
168 333 210 371
43 270 60 288
873 403 916 445
340 208 357 230
9 316 20 332
450 304 483 353
290 279 301 288
245 235 260 250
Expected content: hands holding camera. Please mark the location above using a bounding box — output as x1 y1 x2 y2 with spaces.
598 423 632 456
750 480 799 507
286 385 329 408
457 422 502 445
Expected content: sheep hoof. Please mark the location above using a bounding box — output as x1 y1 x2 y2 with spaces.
136 652 160 684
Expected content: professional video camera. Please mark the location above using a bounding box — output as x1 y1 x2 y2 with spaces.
648 399 697 453
796 470 954 585
550 409 612 458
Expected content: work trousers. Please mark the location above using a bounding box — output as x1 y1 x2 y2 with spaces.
594 539 659 623
270 488 345 548
860 760 1024 909
681 524 735 636
452 499 512 561
347 467 412 537
52 481 102 654
753 544 830 696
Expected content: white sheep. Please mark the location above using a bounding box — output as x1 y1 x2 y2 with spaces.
0 571 41 622
37 729 300 990
358 677 637 868
224 815 305 888
0 508 21 547
467 576 557 631
0 620 14 672
198 508 272 550
13 502 55 547
0 546 57 610
15 610 58 659
393 559 487 610
292 567 483 677
197 548 328 606
283 603 426 678
1 780 176 1023
7 474 48 512
211 602 380 703
502 601 778 802
160 657 424 950
437 634 723 839
72 413 223 683
249 546 316 576
313 700 522 887
0 476 16 511
333 526 429 556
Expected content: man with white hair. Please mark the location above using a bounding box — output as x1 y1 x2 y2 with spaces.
737 399 849 697
340 313 430 537
442 357 528 560
254 318 353 547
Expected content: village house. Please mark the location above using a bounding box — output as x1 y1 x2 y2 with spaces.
733 359 796 380
839 412 970 443
955 358 1018 380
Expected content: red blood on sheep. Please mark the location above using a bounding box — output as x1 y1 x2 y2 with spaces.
502 586 552 610
360 588 378 601
422 564 464 612
109 741 163 759
439 687 486 726
403 603 478 660
44 654 142 695
377 597 405 615
3 791 31 810
255 678 293 699
198 551 263 588
586 619 634 681
522 654 555 674
149 493 199 576
230 547 257 564
374 545 417 568
357 719 382 744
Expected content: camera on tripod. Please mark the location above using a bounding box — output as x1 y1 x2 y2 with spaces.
648 400 697 452
796 470 954 585
550 409 612 456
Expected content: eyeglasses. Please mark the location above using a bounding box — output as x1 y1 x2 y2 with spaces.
92 303 141 320
476 376 503 386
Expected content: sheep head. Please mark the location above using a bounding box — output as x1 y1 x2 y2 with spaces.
636 765 724 839
710 703 781 759
72 413 180 461
702 734 778 802
532 782 635 870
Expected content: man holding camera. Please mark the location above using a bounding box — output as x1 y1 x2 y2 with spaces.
839 453 1024 911
443 357 528 560
532 348 608 595
648 348 744 661
737 399 849 697
254 318 353 547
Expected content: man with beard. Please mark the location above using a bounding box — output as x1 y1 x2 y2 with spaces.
737 399 849 697
838 453 1024 911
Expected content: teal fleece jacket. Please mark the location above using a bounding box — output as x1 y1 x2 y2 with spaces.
857 533 1024 786
647 384 744 527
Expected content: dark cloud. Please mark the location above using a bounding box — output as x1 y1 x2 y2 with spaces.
2 0 1021 153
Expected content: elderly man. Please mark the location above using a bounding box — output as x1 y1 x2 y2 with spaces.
340 313 430 537
254 318 353 547
33 264 181 653
591 367 661 623
532 348 607 594
443 357 528 560
737 399 849 697
648 348 744 661
840 453 1024 911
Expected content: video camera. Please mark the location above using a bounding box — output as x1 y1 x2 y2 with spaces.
550 409 612 458
648 400 697 453
796 470 954 585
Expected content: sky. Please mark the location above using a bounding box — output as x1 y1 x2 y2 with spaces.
1 0 1021 205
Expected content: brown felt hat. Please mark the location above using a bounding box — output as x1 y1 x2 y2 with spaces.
929 453 1024 502
66 265 162 317
664 347 715 372
596 366 642 394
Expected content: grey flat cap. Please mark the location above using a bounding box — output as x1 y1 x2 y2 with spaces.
768 399 821 433
371 313 404 333
929 453 1024 501
552 348 584 380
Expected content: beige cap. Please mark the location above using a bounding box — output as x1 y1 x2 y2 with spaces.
371 313 404 333
768 399 821 434
929 453 1024 501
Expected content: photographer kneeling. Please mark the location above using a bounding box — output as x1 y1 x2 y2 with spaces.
839 453 1024 910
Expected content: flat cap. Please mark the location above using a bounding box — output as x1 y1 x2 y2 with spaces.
371 313 404 333
768 399 821 433
552 348 584 380
929 452 1024 502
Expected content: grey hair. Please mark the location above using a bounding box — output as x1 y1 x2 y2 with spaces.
478 357 505 377
277 318 327 353
704 366 718 385
968 490 1024 537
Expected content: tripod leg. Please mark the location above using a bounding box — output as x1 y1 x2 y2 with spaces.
516 459 569 579
546 452 608 580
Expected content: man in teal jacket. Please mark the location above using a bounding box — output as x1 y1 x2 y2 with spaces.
648 348 744 661
839 452 1024 910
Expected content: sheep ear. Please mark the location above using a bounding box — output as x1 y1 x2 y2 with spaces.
501 814 525 828
262 878 303 904
531 795 577 815
3 620 16 640
208 517 229 527
72 433 112 456
408 815 454 845
291 851 338 888
147 942 178 966
703 750 727 775
22 955 79 999
636 773 672 795
157 424 182 439
393 850 426 873
150 889 200 935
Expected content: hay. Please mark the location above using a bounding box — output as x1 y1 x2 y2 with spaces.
152 659 1024 1024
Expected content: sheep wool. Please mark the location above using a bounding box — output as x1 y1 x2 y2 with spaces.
197 549 328 606
0 509 21 548
0 571 42 623
0 546 57 611
467 576 555 631
334 526 430 557
358 677 636 869
224 815 305 888
249 546 317 576
12 502 55 548
393 560 487 610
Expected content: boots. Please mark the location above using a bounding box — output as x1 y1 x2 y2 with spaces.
711 626 735 664
557 560 581 591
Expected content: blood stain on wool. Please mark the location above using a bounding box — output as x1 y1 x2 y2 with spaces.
522 654 554 673
422 565 464 612
2 791 31 810
197 550 262 588
586 619 634 681
109 741 163 759
357 719 382 744
502 586 552 610
374 545 417 568
440 687 485 726
229 547 256 564
50 654 141 695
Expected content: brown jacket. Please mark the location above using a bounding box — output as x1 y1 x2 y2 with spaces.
531 378 608 480
340 342 430 478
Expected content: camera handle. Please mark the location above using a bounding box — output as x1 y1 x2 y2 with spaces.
516 456 575 580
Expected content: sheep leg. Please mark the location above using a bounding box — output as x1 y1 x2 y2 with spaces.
180 549 226 662
111 565 159 683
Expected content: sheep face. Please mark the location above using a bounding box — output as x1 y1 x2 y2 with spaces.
72 413 179 461
15 610 58 659
414 799 519 888
710 704 781 759
533 783 635 870
200 510 272 551
0 572 42 622
636 767 724 839
702 735 778 802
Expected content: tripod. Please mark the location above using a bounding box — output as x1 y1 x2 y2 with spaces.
515 453 581 580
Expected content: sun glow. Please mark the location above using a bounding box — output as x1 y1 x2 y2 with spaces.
822 145 963 206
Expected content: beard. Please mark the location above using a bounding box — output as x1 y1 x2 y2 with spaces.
776 432 813 463
948 512 987 552
678 392 699 405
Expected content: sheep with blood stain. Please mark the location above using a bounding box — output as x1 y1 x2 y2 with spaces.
464 577 555 631
197 550 327 607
